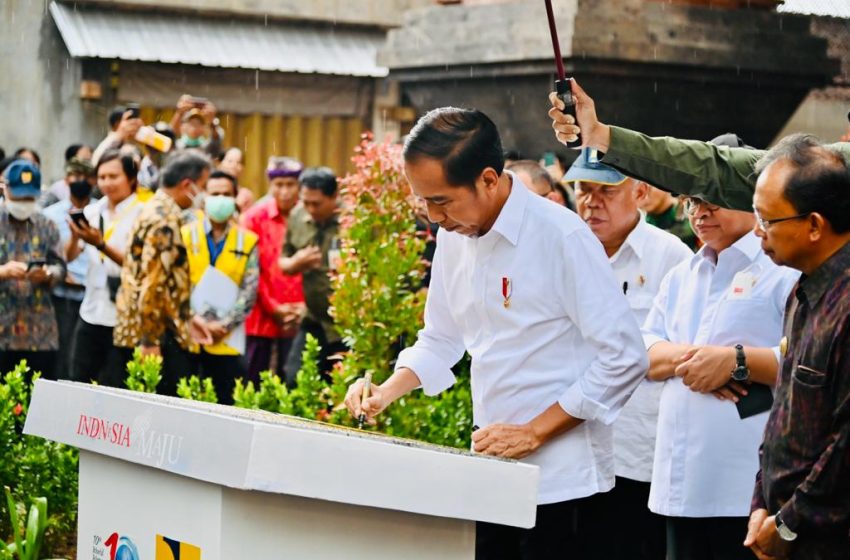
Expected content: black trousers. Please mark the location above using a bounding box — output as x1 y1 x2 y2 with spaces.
0 350 56 381
109 331 196 396
475 493 610 560
666 516 752 560
197 349 245 405
283 319 348 388
591 477 666 560
245 335 294 383
70 319 127 385
51 294 82 380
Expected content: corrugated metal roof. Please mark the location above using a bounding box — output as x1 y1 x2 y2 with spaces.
49 1 388 78
778 0 850 18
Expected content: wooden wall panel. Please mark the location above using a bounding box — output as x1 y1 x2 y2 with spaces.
141 107 365 195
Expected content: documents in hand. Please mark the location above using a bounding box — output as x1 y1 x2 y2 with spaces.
190 267 245 354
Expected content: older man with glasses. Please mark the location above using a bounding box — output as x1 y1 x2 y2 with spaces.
743 135 850 560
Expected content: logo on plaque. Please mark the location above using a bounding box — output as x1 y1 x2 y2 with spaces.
92 532 138 560
156 534 201 560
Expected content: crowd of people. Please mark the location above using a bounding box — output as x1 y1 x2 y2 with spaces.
2 81 848 560
0 95 344 405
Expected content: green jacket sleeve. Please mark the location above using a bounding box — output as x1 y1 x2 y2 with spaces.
602 126 763 211
602 126 850 211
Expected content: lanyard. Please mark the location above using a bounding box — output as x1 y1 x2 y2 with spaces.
98 198 139 261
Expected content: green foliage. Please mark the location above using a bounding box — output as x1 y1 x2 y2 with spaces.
1 486 47 560
232 335 331 421
327 136 473 447
331 135 428 385
124 348 162 393
0 362 78 556
176 375 218 403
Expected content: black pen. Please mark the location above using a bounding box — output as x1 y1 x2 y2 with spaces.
622 281 629 295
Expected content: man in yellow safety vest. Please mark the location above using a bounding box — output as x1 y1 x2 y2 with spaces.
181 170 259 404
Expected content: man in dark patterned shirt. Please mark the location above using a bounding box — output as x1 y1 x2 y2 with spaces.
745 135 850 559
113 150 211 395
0 160 66 380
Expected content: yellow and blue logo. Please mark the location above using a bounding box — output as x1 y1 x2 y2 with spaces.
155 534 201 560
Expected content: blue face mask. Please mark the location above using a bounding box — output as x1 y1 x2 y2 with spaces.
205 195 236 223
180 135 204 148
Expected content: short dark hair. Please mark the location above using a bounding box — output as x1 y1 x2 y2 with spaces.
97 149 139 191
503 148 524 161
160 150 211 189
403 107 504 187
299 167 337 197
108 106 127 129
208 170 238 196
756 133 850 233
65 144 83 162
13 147 41 166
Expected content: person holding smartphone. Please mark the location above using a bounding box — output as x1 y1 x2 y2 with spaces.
0 160 66 380
66 150 144 386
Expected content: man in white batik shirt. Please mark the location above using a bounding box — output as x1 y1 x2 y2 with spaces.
567 147 693 560
344 108 648 560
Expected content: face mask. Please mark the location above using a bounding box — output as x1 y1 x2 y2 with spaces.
5 199 37 221
183 182 204 210
205 195 236 223
69 180 93 200
181 135 204 148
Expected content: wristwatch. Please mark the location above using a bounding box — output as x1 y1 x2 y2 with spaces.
731 344 750 382
775 513 798 542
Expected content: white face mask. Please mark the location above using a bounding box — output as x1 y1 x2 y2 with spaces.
5 199 37 221
186 182 205 210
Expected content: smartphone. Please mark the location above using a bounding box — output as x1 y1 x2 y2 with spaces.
69 209 89 228
27 260 47 271
126 103 141 119
188 96 208 108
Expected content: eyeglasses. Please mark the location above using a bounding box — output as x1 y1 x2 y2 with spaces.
683 197 720 216
752 206 810 231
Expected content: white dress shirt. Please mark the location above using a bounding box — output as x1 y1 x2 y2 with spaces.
642 231 799 517
609 217 693 482
79 194 143 327
396 175 649 505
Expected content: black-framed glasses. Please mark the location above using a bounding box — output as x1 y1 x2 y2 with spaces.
683 197 720 216
752 206 811 231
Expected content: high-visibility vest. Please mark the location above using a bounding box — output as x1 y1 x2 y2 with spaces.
181 217 258 355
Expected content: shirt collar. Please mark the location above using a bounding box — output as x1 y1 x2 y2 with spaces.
95 192 138 216
203 215 231 237
798 239 850 306
487 172 528 247
689 230 761 269
265 197 282 220
610 213 649 262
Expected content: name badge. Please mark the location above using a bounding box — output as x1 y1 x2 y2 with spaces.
729 271 756 300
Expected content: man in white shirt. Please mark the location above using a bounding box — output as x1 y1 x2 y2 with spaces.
642 196 799 560
567 147 693 560
344 107 648 559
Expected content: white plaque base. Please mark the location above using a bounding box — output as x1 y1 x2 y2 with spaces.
78 451 475 560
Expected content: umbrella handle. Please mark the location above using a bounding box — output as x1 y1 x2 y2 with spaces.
556 78 582 149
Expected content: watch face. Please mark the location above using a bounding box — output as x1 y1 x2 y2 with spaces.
732 367 750 382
